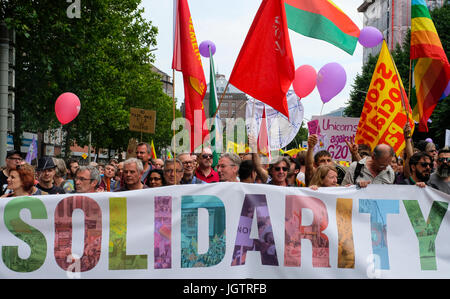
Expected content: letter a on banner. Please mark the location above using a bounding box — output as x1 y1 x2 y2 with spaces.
355 41 414 156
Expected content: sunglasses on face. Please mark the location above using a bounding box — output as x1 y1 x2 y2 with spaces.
438 157 449 163
274 166 288 172
202 154 213 159
419 162 433 168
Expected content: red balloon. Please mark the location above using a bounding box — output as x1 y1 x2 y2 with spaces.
292 65 317 99
55 92 81 125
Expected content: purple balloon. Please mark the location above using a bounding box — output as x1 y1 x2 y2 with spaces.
358 26 383 48
199 40 216 58
316 62 347 103
425 138 433 143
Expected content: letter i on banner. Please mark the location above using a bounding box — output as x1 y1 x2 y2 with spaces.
154 196 172 269
109 198 148 270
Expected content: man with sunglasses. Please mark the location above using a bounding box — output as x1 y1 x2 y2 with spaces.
195 148 219 183
268 156 291 186
428 147 450 194
399 152 433 188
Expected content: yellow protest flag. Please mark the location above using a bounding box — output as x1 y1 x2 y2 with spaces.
355 41 414 156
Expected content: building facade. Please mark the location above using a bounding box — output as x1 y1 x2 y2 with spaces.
358 0 445 64
203 73 247 121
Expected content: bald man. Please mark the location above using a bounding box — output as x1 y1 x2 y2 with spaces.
342 144 396 187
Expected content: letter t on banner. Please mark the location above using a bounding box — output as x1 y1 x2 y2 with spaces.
359 199 399 270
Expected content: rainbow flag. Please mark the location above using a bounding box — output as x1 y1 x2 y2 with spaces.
150 140 157 159
284 0 360 55
410 0 450 132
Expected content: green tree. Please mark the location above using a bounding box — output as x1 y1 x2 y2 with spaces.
2 0 178 158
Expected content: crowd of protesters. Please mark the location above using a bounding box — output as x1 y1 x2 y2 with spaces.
1 133 449 197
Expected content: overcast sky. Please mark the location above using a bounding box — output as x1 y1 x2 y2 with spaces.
139 0 365 121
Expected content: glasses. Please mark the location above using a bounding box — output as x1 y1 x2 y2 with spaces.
217 164 235 169
8 157 23 162
164 169 183 174
438 157 449 163
202 154 213 159
274 167 288 172
428 149 437 153
75 177 92 182
182 161 193 165
419 162 433 168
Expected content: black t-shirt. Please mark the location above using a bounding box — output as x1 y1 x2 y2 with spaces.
36 184 65 195
0 171 8 196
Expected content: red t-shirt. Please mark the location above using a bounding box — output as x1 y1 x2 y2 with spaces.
195 168 219 183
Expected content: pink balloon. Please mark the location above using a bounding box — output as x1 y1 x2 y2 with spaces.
316 62 347 104
292 65 317 98
55 92 81 125
358 26 383 48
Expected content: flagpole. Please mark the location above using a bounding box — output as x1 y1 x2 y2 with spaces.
408 59 412 106
212 81 230 120
386 40 410 124
172 68 177 185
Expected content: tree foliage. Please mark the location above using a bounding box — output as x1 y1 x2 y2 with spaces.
344 3 449 147
2 0 178 157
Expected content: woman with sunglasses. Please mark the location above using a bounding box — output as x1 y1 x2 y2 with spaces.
146 169 166 188
267 157 291 186
309 165 339 190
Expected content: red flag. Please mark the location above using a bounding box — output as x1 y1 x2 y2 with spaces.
229 0 295 118
172 0 208 151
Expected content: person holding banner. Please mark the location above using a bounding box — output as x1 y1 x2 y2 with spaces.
1 164 36 197
428 147 450 194
305 134 334 186
309 165 339 190
163 159 184 186
217 153 241 182
341 144 395 188
117 158 148 191
267 156 291 186
399 152 433 188
0 150 24 196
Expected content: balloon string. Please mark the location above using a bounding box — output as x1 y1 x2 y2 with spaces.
320 103 324 116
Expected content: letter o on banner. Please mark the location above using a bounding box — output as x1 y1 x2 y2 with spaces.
54 196 102 272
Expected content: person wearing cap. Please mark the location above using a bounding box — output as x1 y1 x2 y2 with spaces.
0 150 24 196
36 157 65 194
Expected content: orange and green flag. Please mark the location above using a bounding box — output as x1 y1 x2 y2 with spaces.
355 41 414 157
410 0 450 132
284 0 360 55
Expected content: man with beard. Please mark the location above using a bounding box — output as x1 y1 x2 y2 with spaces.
400 152 433 188
428 147 450 194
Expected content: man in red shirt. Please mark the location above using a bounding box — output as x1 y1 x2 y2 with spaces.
195 148 219 183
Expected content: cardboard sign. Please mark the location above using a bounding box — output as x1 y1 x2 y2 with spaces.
129 108 156 134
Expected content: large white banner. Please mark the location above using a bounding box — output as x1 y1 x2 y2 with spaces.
1 183 450 279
